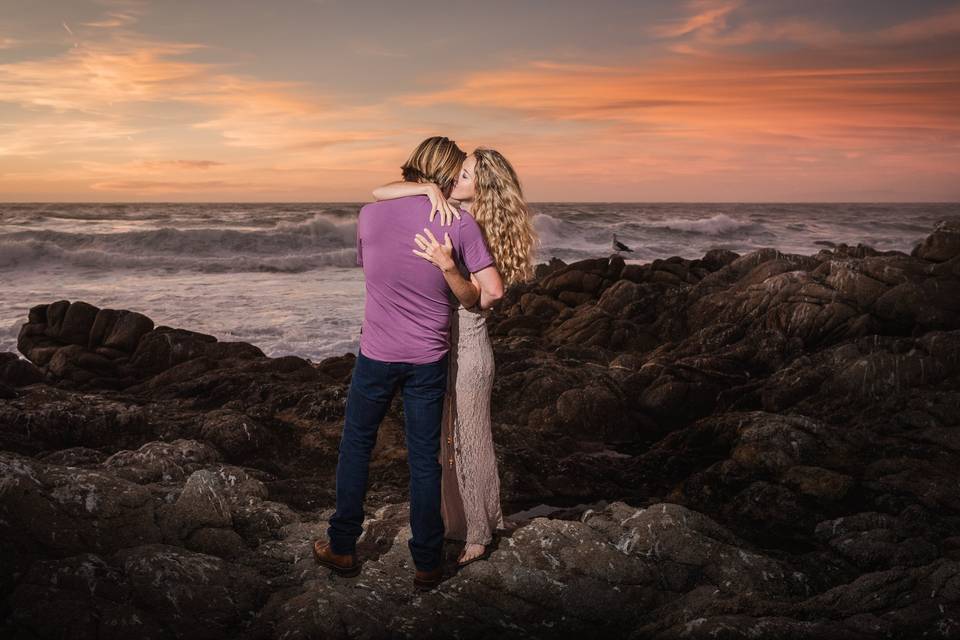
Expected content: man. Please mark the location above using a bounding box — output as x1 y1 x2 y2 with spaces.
313 136 503 591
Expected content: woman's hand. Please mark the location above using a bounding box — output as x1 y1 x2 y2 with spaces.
413 227 457 272
424 183 461 227
372 180 461 226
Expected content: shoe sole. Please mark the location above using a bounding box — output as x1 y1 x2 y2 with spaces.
455 557 484 569
313 544 361 577
413 577 442 591
413 566 444 591
456 548 493 570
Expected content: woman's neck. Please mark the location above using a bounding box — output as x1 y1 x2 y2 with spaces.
456 200 474 214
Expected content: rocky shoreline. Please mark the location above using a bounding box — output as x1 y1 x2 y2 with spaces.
2 218 959 638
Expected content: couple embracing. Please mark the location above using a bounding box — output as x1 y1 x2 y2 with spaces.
313 136 538 590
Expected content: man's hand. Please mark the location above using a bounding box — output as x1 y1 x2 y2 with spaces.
413 227 457 272
424 183 461 226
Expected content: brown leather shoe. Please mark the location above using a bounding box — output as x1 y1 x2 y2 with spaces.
312 539 360 577
413 566 443 591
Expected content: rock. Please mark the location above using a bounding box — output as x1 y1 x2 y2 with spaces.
3 218 960 638
556 384 635 441
252 499 814 638
104 439 222 483
534 257 567 279
0 390 153 450
491 313 545 337
57 301 101 346
699 248 741 271
99 310 155 352
40 300 69 339
0 352 44 387
585 501 808 597
6 552 169 639
792 558 960 634
519 292 567 319
311 352 357 383
199 409 276 460
0 452 161 558
912 216 960 262
115 544 266 636
126 327 219 375
781 464 854 502
14 301 276 392
160 467 268 543
540 257 614 297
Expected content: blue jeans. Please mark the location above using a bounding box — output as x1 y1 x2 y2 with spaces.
327 349 449 571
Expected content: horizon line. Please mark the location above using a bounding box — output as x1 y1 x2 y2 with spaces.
2 200 958 205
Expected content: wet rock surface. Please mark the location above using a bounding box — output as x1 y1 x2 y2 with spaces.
2 219 960 638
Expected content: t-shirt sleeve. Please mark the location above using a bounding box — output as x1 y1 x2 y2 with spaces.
458 212 495 273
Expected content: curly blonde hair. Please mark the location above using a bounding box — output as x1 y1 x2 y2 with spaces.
469 148 539 287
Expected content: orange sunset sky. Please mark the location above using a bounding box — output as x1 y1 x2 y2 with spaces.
1 0 958 202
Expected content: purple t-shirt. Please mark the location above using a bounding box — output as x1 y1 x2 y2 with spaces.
356 195 495 364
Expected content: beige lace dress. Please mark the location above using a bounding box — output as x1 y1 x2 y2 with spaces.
438 296 506 545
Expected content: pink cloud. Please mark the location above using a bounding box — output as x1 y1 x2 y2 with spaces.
1 0 957 200
651 0 743 39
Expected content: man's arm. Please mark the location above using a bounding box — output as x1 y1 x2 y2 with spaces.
442 264 480 309
456 212 503 309
412 227 480 308
470 266 504 310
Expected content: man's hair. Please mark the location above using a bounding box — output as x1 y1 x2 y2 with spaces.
401 136 466 196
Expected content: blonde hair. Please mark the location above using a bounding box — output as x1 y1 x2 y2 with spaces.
470 147 539 287
401 136 465 196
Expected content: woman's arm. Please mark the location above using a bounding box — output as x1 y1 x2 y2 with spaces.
372 180 428 201
413 228 480 309
372 181 460 226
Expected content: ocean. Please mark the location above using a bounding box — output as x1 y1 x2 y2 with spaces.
1 202 955 363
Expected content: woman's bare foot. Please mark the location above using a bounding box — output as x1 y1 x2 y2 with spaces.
457 543 486 564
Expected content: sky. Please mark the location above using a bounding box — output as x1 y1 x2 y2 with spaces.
0 0 958 202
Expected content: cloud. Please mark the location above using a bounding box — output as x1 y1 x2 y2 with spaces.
651 0 743 38
0 11 411 200
0 27 392 154
1 0 957 201
0 38 210 113
81 12 141 29
878 4 960 43
404 0 960 160
90 179 261 192
350 42 409 59
399 48 960 197
137 160 226 170
652 0 960 51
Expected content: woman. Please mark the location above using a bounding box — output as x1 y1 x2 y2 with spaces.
372 148 538 567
